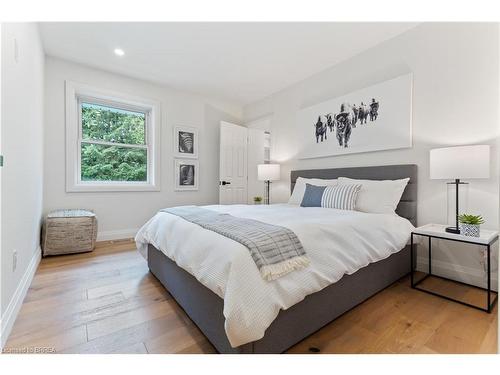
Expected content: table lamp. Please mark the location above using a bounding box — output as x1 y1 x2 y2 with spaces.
258 164 280 205
430 145 490 234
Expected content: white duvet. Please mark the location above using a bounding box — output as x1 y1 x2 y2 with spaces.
135 204 414 347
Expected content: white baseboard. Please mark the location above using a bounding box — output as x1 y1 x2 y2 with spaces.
416 256 498 292
0 247 41 349
97 228 139 242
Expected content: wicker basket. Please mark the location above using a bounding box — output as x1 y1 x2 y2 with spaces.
42 209 97 257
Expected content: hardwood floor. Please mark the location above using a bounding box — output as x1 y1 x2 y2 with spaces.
4 239 498 354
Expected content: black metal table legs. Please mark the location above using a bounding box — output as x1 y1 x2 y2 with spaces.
410 232 498 313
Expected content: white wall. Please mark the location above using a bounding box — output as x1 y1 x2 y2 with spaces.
1 23 45 343
44 57 242 240
243 23 500 287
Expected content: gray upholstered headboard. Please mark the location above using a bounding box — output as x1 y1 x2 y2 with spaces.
290 164 418 226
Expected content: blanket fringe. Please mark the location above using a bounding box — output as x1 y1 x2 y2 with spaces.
260 256 310 281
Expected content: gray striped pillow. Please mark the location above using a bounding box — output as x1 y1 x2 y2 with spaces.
321 184 362 210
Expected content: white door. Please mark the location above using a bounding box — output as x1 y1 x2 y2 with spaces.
219 121 248 204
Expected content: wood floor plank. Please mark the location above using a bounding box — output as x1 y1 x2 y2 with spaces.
144 324 207 354
11 292 127 335
6 239 498 354
10 285 169 344
62 313 188 354
424 303 496 353
365 317 436 353
393 289 450 330
24 265 149 303
6 325 88 353
19 289 89 315
479 320 498 354
86 272 164 300
86 297 174 341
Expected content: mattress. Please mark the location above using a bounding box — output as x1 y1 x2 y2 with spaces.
135 203 414 347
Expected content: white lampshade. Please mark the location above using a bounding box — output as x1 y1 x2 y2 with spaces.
430 145 490 180
258 164 280 181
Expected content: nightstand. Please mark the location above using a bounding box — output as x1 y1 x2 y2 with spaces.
411 224 498 313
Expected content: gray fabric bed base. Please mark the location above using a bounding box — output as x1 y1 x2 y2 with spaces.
148 244 411 354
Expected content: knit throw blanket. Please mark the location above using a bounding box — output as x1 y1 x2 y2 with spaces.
161 206 309 281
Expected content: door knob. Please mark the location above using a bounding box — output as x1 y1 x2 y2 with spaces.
220 181 231 186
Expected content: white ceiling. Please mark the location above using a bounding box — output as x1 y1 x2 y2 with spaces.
39 22 417 106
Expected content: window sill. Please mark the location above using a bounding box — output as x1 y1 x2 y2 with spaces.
66 182 160 193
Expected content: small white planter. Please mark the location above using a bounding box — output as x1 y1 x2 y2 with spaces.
459 223 481 237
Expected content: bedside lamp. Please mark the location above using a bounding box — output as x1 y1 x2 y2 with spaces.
430 145 490 234
258 164 280 205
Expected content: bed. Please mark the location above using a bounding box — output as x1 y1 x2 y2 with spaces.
137 164 418 353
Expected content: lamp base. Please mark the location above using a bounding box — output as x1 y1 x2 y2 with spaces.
445 226 461 234
265 180 270 205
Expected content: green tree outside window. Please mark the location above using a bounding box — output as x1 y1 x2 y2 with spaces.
80 103 148 182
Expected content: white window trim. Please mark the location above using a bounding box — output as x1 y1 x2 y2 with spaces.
65 80 161 192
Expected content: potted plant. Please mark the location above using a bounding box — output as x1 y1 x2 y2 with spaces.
253 196 263 205
458 214 485 237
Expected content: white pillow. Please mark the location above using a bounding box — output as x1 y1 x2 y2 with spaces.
288 177 338 205
337 177 410 214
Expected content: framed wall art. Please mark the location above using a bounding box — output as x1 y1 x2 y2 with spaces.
297 73 413 159
174 126 198 158
174 159 199 191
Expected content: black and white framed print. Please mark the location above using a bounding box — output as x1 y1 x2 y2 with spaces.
297 73 412 159
174 159 199 191
174 126 198 158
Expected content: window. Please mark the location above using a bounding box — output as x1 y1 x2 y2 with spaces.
66 81 160 192
79 102 148 182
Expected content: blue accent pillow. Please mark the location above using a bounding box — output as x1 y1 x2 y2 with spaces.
300 183 326 207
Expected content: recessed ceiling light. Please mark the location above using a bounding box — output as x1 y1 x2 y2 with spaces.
114 48 125 57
